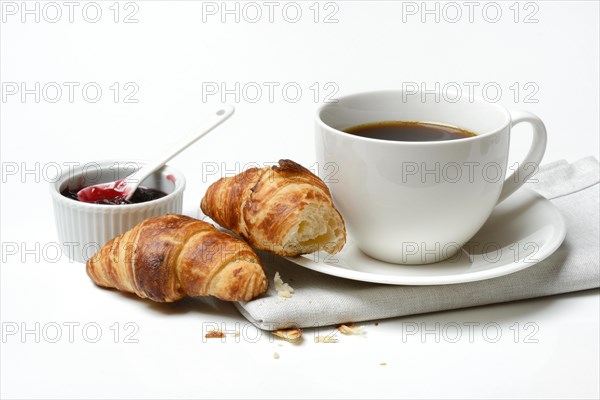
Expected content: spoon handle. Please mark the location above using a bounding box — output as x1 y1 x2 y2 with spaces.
126 105 235 192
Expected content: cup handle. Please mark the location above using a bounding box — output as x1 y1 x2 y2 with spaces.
497 110 547 203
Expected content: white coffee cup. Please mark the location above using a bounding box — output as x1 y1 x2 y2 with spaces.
315 90 547 264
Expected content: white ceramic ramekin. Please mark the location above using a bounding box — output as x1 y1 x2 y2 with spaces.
50 160 186 263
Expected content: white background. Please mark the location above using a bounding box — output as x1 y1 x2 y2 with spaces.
1 1 599 398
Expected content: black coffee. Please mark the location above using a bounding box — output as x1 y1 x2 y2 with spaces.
344 121 477 142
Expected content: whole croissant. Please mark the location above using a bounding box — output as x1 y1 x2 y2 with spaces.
201 159 346 256
86 214 268 302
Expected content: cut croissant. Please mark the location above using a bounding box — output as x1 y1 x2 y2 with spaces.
86 214 268 302
201 159 346 256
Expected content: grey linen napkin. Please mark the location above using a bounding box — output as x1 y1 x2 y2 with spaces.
235 157 600 330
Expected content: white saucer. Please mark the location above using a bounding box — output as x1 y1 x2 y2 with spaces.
285 188 567 285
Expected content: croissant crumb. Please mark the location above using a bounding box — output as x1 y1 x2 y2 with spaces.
205 330 225 339
338 324 366 336
273 328 303 342
274 272 294 299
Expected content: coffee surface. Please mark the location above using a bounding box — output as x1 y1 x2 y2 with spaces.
344 121 477 142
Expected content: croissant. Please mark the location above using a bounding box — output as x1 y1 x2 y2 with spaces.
201 159 346 256
86 214 268 302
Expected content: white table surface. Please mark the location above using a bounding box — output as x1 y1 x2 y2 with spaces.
1 1 599 398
